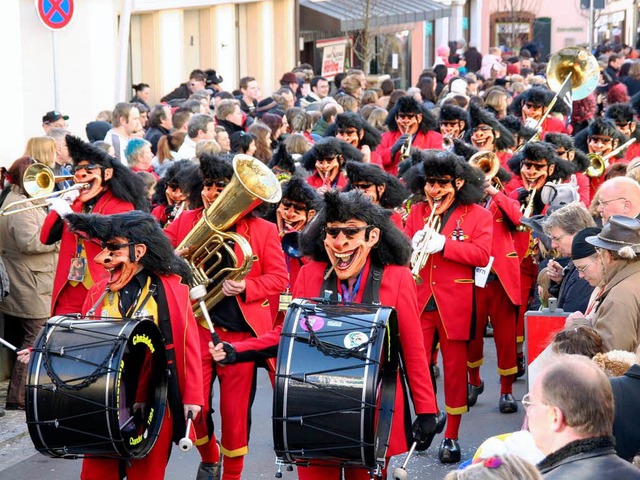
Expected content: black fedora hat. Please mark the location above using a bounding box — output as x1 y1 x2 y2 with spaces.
586 215 640 258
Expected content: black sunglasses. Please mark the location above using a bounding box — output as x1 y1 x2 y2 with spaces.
352 183 374 190
396 113 417 119
325 225 372 239
73 163 101 173
522 161 549 171
101 241 136 252
425 177 453 186
281 199 307 211
203 179 229 189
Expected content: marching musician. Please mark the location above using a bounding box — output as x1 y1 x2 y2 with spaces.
345 161 407 229
439 104 469 147
464 155 522 414
573 117 627 200
404 151 493 463
604 103 640 162
40 135 148 315
467 103 515 169
209 190 443 479
165 153 288 480
302 137 363 193
377 96 443 176
509 86 569 137
64 211 203 480
544 132 591 206
500 114 538 153
328 111 383 166
151 160 202 227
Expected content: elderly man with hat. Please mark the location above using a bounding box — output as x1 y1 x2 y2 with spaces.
567 215 640 352
376 96 443 176
42 110 69 134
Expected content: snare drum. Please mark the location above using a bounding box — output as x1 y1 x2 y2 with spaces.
273 299 398 469
26 316 168 459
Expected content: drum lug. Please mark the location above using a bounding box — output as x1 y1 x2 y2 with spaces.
274 458 285 478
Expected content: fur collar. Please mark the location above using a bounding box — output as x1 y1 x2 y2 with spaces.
537 436 615 471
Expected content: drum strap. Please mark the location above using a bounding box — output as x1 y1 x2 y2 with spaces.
319 263 383 304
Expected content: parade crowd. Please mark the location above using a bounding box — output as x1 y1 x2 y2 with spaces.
1 39 640 480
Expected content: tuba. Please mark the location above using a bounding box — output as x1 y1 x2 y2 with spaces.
469 151 503 190
178 155 282 317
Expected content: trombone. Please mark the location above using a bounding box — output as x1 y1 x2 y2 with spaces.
0 163 87 216
586 138 637 177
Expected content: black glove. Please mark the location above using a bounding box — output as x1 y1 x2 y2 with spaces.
218 341 237 365
164 204 176 216
390 134 410 159
412 413 439 451
517 187 529 205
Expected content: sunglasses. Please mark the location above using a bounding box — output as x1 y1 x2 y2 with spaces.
471 125 493 133
337 128 359 135
396 113 417 119
522 161 549 171
281 200 307 211
352 183 374 190
325 225 372 239
588 136 613 144
73 163 101 173
101 241 136 252
425 177 453 186
203 179 229 189
524 102 543 109
317 157 338 164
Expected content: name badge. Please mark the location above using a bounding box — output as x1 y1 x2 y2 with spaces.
279 291 292 311
68 257 87 282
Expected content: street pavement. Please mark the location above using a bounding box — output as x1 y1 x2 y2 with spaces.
0 337 527 479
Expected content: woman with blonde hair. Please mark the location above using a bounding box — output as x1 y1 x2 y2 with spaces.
248 121 274 163
24 136 57 168
153 131 186 176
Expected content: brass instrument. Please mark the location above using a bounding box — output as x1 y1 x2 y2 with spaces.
0 163 87 216
165 201 185 227
399 125 413 162
410 203 441 284
469 151 503 190
178 154 282 317
516 187 538 232
586 138 637 177
442 136 455 151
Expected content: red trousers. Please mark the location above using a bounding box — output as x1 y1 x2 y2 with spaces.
421 310 467 416
296 461 388 480
467 281 518 376
195 326 256 458
80 408 173 480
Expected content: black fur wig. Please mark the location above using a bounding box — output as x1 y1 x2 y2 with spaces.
573 118 628 160
152 160 203 209
404 150 485 205
466 103 515 151
384 96 438 133
299 190 411 266
281 175 320 210
605 103 640 144
507 141 576 180
65 211 192 283
509 86 560 117
66 135 149 211
544 132 590 172
451 139 479 161
344 161 408 209
439 104 469 125
325 112 382 149
268 143 297 175
301 137 363 171
199 153 234 180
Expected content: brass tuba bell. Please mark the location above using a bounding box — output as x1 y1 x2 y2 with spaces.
178 155 282 317
469 151 503 190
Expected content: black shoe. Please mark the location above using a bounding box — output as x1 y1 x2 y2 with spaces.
195 461 221 480
484 322 494 337
414 410 447 452
5 403 25 411
516 353 526 378
499 393 518 414
432 364 440 379
438 438 461 463
467 381 484 407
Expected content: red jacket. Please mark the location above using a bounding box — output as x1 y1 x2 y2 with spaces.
405 202 492 340
82 274 204 408
377 130 444 176
40 191 135 314
539 116 568 137
485 192 522 305
306 171 348 191
164 208 289 340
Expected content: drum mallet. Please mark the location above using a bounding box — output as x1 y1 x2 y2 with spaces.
392 441 417 480
190 284 221 345
0 337 18 352
179 411 194 452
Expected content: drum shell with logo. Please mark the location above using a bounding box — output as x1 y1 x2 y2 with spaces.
26 316 168 459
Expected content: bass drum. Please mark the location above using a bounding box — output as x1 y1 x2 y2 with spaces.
273 299 399 470
26 316 168 459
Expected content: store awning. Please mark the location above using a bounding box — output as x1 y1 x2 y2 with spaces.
299 0 451 32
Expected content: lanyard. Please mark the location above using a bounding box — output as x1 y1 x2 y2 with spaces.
340 269 363 303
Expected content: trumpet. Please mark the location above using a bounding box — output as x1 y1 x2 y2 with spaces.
399 125 413 162
586 138 637 177
516 187 537 231
410 203 441 284
0 163 87 216
165 201 185 227
442 135 455 151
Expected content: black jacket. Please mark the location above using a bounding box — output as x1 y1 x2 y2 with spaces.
611 364 640 461
538 436 640 479
557 262 595 314
145 125 170 155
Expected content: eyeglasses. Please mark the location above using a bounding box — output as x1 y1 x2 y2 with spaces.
325 225 372 239
352 183 374 190
396 113 417 119
425 177 453 186
550 232 568 243
598 197 626 206
101 241 136 252
522 161 549 171
575 262 593 273
203 179 228 189
521 393 546 410
73 163 101 173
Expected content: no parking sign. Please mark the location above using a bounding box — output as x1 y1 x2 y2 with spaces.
35 0 74 31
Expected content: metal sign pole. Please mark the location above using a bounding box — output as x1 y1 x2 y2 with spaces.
51 30 60 110
588 0 595 52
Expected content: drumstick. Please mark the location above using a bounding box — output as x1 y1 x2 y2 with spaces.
392 441 417 480
179 411 194 452
0 337 18 352
190 285 221 345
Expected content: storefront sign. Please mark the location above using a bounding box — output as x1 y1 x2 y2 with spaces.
320 42 347 80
